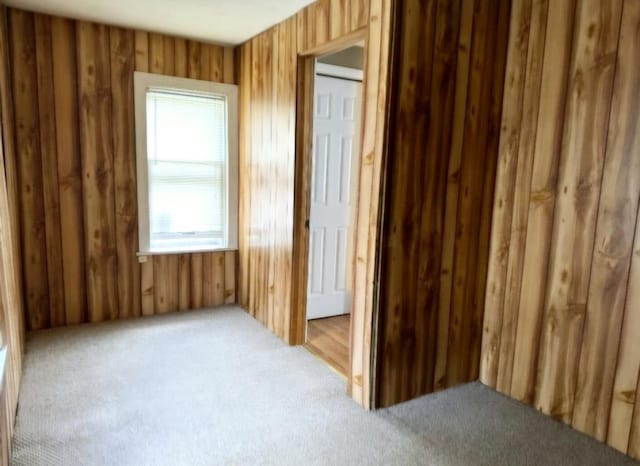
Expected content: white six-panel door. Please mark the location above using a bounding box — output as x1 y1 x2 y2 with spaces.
307 73 362 320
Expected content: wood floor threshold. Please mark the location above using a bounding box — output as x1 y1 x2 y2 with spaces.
305 314 350 378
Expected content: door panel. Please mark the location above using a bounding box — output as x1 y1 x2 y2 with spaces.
307 73 362 320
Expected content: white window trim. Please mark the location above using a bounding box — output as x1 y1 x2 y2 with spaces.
134 71 239 256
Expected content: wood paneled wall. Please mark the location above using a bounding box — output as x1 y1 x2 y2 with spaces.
374 0 509 407
237 14 298 343
480 0 640 459
6 8 237 330
0 4 25 461
238 0 369 339
237 0 393 407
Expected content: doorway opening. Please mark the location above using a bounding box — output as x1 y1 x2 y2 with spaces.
302 45 365 378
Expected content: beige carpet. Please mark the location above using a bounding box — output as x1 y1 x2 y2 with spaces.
11 306 638 465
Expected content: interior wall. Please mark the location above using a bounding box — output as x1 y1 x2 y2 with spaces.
237 14 297 344
0 4 25 461
374 0 510 407
480 0 640 459
237 0 393 407
6 8 237 330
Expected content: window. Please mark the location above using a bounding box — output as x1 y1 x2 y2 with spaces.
134 72 238 254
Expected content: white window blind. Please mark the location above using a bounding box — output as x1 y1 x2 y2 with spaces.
146 90 228 252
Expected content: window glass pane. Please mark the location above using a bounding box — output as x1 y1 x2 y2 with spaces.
146 91 227 251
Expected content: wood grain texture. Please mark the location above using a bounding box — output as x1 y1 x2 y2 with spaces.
77 20 119 323
110 26 140 320
306 315 350 376
34 14 65 327
51 17 87 326
508 0 576 405
6 8 237 327
435 0 473 391
375 0 509 407
572 0 640 441
0 4 25 351
445 0 507 389
178 254 190 310
481 0 640 458
494 0 547 395
350 0 392 408
480 0 532 389
609 199 640 456
9 9 49 330
237 0 393 410
0 4 25 459
535 0 622 424
238 15 299 341
290 56 313 346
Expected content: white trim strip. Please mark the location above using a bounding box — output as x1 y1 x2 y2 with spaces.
315 63 364 81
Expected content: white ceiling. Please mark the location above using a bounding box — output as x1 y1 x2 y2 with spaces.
4 0 316 45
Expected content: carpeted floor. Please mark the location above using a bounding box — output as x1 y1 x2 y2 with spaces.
11 306 637 466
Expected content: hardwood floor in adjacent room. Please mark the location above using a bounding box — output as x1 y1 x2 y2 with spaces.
305 314 350 377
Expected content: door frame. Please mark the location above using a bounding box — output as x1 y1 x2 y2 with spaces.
290 31 367 354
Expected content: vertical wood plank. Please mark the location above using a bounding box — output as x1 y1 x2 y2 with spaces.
572 0 640 439
609 212 640 453
224 251 236 304
148 33 163 74
435 0 474 390
134 31 148 72
223 47 235 84
296 11 307 55
174 38 187 78
330 0 351 40
76 21 119 322
187 40 201 79
201 45 223 82
177 254 190 311
0 5 26 425
468 0 510 382
200 44 211 80
162 36 175 75
495 0 548 394
202 252 215 307
238 43 251 309
290 56 314 343
509 0 576 404
141 259 154 315
267 27 278 335
110 27 140 320
34 13 66 327
0 4 25 345
284 16 297 343
247 38 259 318
134 29 150 317
535 0 623 423
420 0 465 392
213 252 225 306
377 0 437 405
351 0 370 31
631 382 640 459
51 17 87 326
153 255 179 313
446 0 499 387
480 0 532 388
9 9 50 330
190 253 203 309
